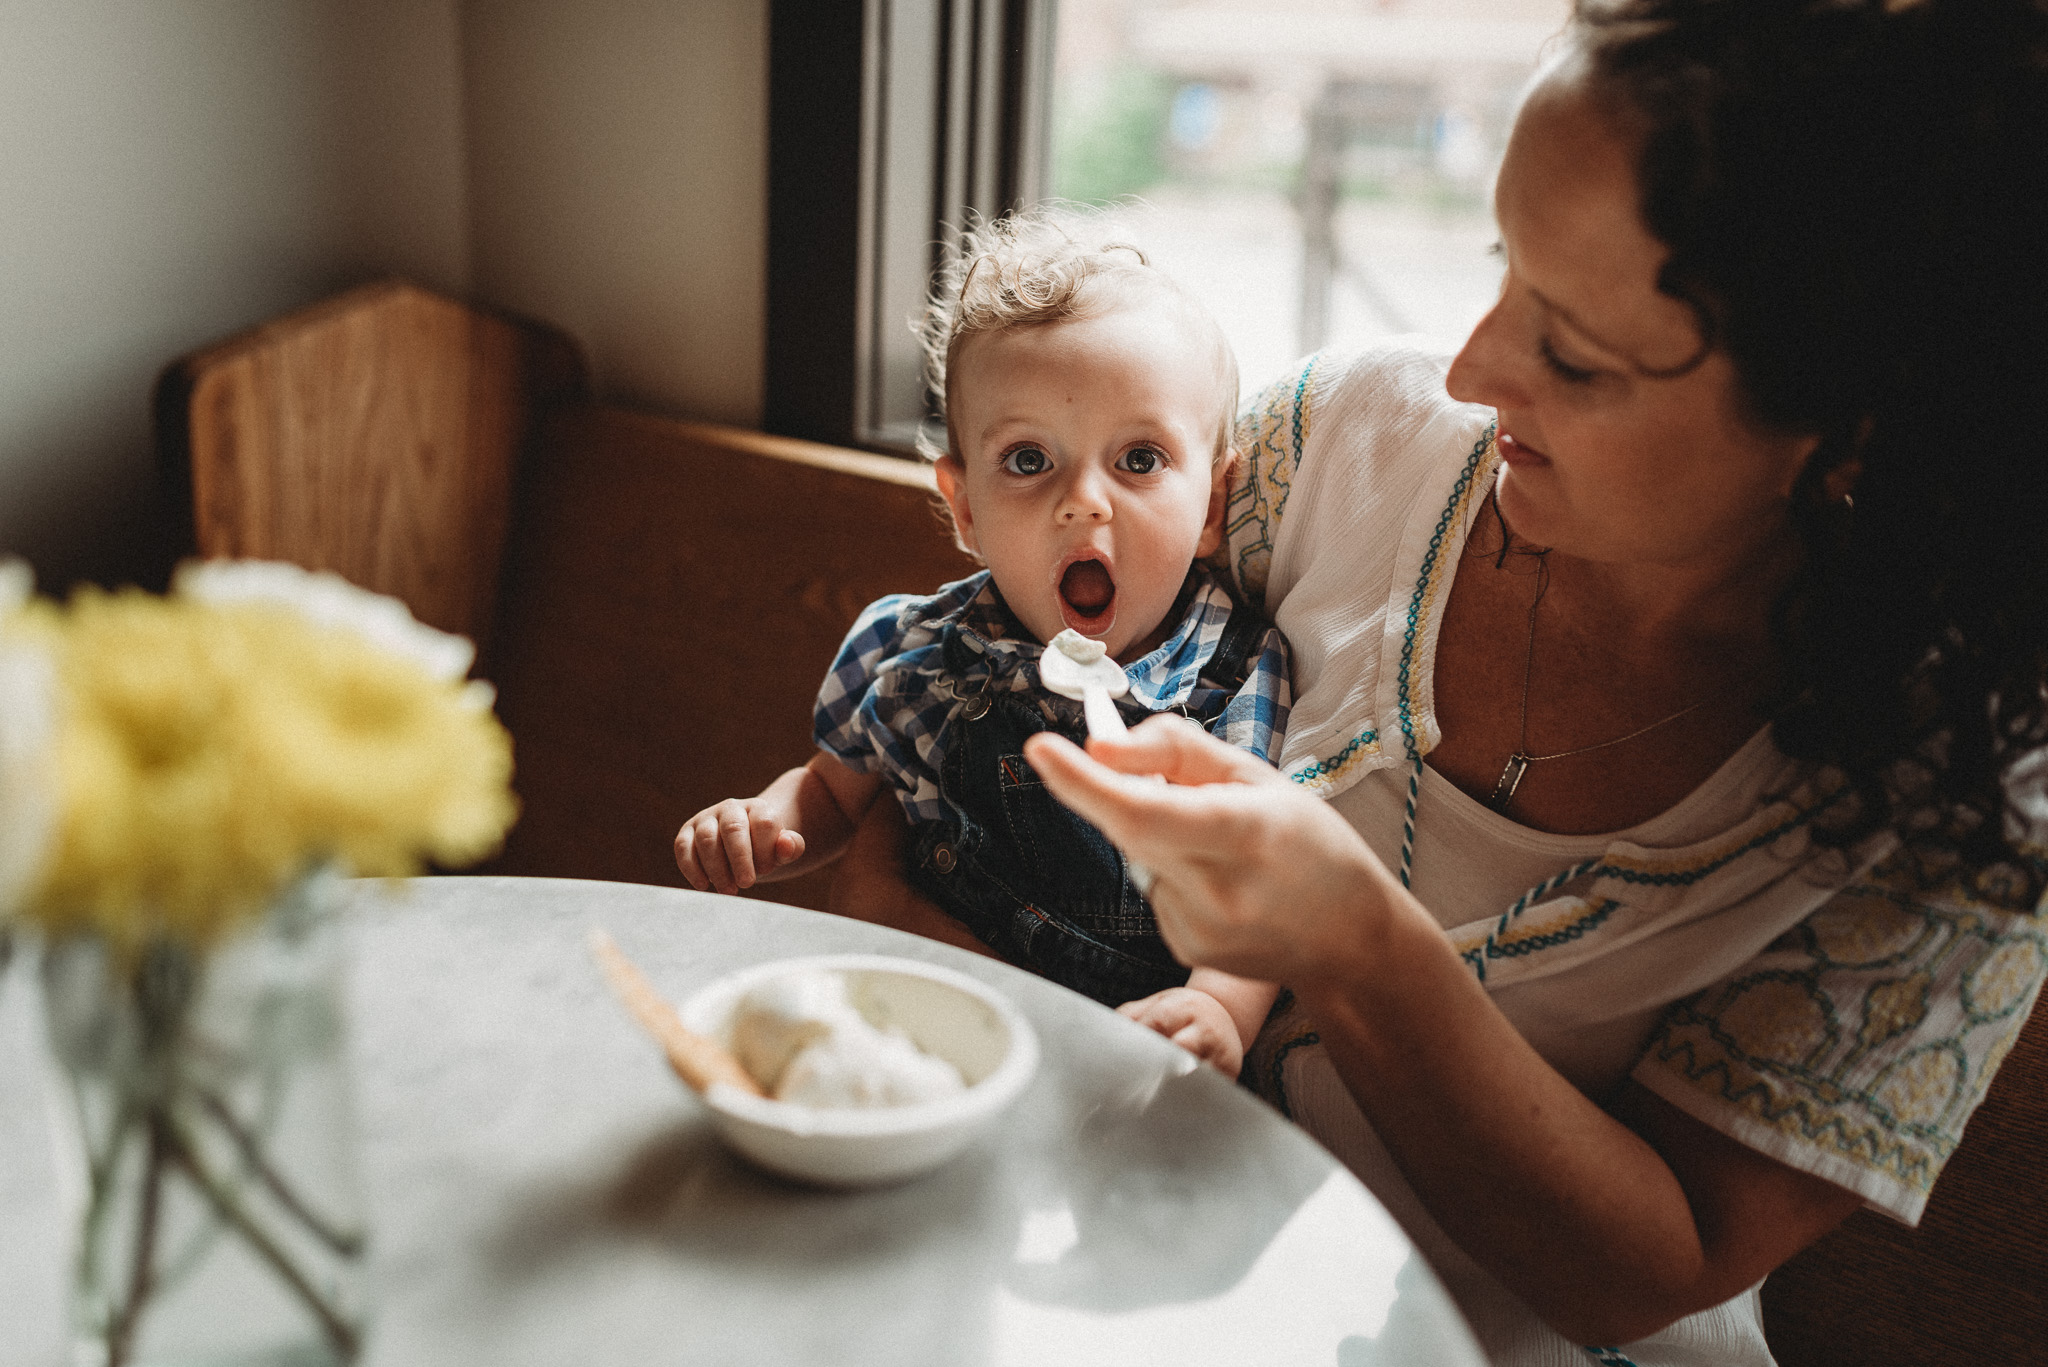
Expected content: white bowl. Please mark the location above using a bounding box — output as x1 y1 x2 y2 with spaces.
678 954 1040 1187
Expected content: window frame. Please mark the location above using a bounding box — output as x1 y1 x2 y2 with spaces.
765 0 1053 454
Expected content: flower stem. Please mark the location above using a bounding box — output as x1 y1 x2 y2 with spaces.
162 1117 360 1362
104 1116 168 1367
72 1084 134 1330
194 1088 364 1258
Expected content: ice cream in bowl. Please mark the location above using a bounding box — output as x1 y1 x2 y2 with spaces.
673 953 1040 1186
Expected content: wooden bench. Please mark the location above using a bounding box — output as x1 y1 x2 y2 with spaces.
158 280 974 911
158 281 2047 1365
483 405 973 905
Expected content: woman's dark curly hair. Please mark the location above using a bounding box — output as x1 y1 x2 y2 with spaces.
1574 0 2048 906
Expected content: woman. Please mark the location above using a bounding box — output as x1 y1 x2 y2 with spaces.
1020 0 2048 1362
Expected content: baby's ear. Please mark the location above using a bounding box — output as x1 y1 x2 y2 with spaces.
931 454 982 559
1196 448 1236 559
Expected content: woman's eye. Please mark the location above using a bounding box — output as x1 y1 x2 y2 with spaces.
1117 446 1163 475
1538 337 1597 385
1001 446 1050 475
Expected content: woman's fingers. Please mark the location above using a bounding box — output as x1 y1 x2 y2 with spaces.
1072 712 1283 789
1020 732 1173 849
1026 718 1399 984
1022 722 1265 856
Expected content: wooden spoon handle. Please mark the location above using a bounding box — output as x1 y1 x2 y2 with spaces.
589 930 765 1097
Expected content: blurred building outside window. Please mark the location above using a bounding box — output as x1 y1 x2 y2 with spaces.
1049 0 1574 399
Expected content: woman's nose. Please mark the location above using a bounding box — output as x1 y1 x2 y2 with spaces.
1446 300 1521 411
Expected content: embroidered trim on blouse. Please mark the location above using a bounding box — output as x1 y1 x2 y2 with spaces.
1225 352 1325 610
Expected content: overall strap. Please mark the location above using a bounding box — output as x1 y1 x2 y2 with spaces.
1201 588 1271 691
937 622 979 675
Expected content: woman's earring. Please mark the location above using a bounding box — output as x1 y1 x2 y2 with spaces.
1822 455 1863 511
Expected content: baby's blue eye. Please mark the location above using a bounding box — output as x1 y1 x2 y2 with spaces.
1117 447 1163 475
1001 446 1050 475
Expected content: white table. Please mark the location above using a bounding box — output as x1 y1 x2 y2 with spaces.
1 877 1485 1367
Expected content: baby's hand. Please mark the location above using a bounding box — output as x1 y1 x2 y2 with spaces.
1118 987 1247 1079
674 798 804 894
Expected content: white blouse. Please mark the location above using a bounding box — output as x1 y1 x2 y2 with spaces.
1226 342 2048 1367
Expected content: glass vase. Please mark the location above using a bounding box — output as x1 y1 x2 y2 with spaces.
41 872 365 1367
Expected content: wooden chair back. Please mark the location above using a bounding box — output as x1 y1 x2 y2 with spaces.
1762 993 2048 1363
156 279 584 650
483 407 976 905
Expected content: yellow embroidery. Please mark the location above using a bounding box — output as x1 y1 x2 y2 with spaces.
1810 891 1937 966
1858 972 1932 1050
1643 841 2048 1204
1962 936 2047 1019
1718 977 1838 1068
1287 726 1382 793
1399 439 1497 712
1225 355 1322 609
1871 1047 1965 1128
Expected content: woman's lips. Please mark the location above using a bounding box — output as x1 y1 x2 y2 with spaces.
1497 430 1550 468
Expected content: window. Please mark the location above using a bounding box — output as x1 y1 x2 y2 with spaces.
764 0 1567 449
1050 0 1571 396
766 0 1053 454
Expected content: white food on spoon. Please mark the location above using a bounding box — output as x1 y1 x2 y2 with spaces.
1039 628 1130 739
729 969 965 1108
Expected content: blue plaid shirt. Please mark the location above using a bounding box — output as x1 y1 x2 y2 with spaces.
815 567 1291 825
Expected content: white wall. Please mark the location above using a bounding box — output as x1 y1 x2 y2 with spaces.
0 0 469 590
462 0 767 428
0 0 770 590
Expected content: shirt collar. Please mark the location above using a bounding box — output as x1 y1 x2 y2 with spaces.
926 567 1234 712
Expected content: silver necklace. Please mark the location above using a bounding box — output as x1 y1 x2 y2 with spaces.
1487 558 1705 814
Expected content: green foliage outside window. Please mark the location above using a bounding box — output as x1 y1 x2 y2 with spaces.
1050 66 1174 205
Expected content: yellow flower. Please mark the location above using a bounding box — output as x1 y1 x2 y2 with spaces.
0 570 57 914
14 578 516 951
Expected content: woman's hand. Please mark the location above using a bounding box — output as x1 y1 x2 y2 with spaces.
1030 715 1862 1345
1021 715 1413 985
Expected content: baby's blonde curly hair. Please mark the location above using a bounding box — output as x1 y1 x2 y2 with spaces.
917 206 1237 467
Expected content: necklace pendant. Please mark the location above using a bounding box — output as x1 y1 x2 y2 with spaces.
1489 752 1531 813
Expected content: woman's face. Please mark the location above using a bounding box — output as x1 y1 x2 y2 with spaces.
1446 68 1819 573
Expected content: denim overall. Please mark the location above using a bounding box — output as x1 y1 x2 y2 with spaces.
907 598 1270 1007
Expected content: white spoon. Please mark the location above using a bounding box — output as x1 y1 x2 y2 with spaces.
1039 630 1159 896
1039 629 1131 738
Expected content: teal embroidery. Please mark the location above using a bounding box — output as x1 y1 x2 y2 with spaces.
1226 354 1322 607
1646 1020 1954 1193
1460 898 1623 973
1393 423 1495 766
1959 930 2048 1023
1265 1029 1322 1122
1643 872 2048 1200
1289 726 1379 786
1391 422 1495 887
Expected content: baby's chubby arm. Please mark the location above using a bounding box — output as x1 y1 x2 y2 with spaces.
1118 970 1281 1081
674 753 882 895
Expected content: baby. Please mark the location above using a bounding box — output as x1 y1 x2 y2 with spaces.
675 211 1290 1076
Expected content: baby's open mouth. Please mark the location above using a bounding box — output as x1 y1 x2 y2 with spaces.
1058 558 1116 632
